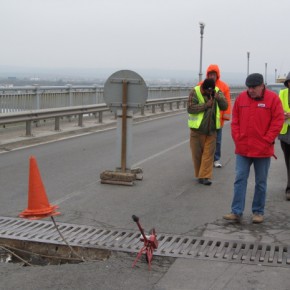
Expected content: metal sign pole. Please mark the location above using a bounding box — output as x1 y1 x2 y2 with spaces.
101 70 148 185
121 80 128 172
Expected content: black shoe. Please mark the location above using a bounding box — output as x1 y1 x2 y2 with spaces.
198 178 204 184
203 178 212 185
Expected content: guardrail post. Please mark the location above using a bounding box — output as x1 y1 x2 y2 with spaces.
67 85 73 107
141 107 145 116
55 117 60 131
98 111 103 123
33 86 41 127
35 86 40 110
78 114 83 127
26 120 32 136
95 86 104 103
93 86 98 104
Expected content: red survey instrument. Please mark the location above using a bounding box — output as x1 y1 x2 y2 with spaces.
132 215 158 270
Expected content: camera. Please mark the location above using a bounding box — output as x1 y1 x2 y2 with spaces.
210 91 215 98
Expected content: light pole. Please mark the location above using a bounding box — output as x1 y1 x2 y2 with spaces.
265 62 268 85
275 68 277 83
247 51 250 76
198 22 205 82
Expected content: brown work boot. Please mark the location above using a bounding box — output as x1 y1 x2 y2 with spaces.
223 213 241 221
252 214 264 224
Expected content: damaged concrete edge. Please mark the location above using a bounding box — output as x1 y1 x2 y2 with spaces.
0 237 111 265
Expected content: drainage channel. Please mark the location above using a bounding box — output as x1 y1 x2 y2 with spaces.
1 216 290 267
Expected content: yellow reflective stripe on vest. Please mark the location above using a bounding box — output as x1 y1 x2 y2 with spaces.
279 88 290 134
188 86 221 129
188 86 205 129
216 104 221 129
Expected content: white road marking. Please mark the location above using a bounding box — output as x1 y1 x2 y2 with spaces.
53 138 189 205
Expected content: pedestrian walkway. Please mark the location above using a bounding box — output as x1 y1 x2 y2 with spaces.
0 112 117 151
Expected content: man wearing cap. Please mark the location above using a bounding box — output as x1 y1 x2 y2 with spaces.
187 78 228 186
224 73 284 223
278 72 290 200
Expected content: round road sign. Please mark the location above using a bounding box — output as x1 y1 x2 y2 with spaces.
103 70 148 113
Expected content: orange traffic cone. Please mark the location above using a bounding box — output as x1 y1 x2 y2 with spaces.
19 156 60 220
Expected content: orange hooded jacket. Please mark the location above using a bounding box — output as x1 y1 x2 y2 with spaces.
199 64 232 127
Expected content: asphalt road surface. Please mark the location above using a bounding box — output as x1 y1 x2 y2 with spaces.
1 111 290 290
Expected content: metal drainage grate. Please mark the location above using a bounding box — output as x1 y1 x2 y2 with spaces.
0 216 290 268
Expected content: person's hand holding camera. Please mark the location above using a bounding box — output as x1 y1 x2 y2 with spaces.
206 98 213 108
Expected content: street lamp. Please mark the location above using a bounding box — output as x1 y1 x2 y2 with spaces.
275 68 277 83
265 62 268 85
198 22 205 82
247 52 250 76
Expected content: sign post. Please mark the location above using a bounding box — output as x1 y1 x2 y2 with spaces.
121 80 128 172
100 70 148 185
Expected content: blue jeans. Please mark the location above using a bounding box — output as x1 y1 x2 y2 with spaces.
231 155 271 216
214 128 222 161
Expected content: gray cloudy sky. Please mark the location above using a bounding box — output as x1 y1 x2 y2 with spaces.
1 0 289 79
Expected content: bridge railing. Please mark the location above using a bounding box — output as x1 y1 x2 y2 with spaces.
0 85 244 113
0 86 241 137
0 85 193 113
0 96 189 137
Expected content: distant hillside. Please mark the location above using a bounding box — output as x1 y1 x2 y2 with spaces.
0 65 273 86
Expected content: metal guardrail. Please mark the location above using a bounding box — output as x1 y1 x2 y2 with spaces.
0 97 188 137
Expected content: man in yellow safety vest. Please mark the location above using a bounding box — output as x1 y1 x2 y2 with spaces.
187 78 228 185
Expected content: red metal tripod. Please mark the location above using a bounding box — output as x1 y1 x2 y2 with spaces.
132 215 158 270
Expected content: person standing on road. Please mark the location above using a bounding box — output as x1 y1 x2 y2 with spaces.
223 73 284 223
278 72 290 200
200 64 232 168
188 78 228 186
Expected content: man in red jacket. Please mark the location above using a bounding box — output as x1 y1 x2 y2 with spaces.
223 73 284 223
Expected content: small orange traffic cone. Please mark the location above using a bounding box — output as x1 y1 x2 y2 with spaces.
19 156 60 220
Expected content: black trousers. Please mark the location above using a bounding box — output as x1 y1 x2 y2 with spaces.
280 140 290 191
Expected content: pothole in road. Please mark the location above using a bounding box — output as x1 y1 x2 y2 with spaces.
0 239 175 270
0 238 111 266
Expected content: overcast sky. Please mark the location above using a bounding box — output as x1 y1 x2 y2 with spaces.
1 0 289 80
